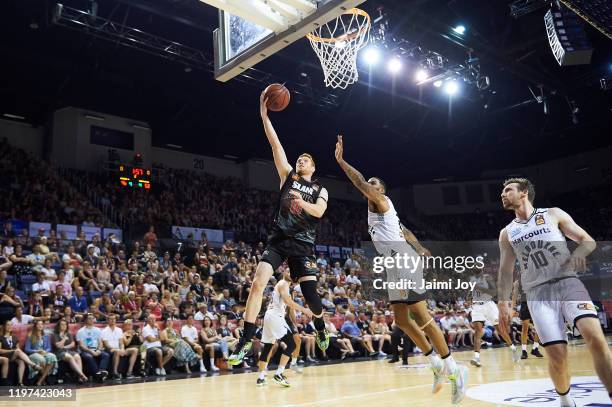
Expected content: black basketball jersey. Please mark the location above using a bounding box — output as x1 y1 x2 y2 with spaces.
272 170 323 245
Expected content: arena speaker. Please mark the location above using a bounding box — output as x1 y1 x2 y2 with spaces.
544 4 593 66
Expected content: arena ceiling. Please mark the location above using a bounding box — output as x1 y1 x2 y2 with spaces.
1 0 611 185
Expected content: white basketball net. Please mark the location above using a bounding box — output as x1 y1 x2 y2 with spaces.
307 8 371 89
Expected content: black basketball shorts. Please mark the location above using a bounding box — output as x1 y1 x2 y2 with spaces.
260 233 318 281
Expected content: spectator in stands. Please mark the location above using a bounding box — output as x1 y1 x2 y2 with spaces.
78 261 100 292
76 313 109 381
344 254 360 272
28 292 44 318
346 269 361 286
321 292 335 314
26 245 46 274
25 320 58 385
52 270 72 297
8 245 33 274
1 222 14 239
369 314 391 356
0 286 22 322
32 272 51 300
439 310 458 348
11 305 34 325
160 315 202 374
297 314 317 363
52 285 69 316
143 275 160 296
39 258 57 281
2 240 14 257
95 263 113 292
316 253 328 269
63 306 77 324
101 314 135 380
217 289 236 316
62 245 83 269
216 314 238 356
0 253 12 275
120 291 141 321
323 312 355 359
179 292 197 319
120 319 140 378
68 286 89 322
141 314 173 376
341 313 377 356
0 320 41 386
53 318 88 383
144 293 162 320
0 271 10 297
143 226 157 247
181 315 206 372
198 316 222 371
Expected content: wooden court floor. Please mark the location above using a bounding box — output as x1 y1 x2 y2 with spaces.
1 340 608 407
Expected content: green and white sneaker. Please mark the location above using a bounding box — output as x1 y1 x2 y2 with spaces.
256 377 267 387
273 374 290 387
315 329 330 351
448 365 468 405
228 341 252 366
431 365 446 394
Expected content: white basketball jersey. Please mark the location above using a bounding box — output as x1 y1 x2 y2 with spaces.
267 282 287 317
368 196 403 245
469 274 493 302
505 208 572 291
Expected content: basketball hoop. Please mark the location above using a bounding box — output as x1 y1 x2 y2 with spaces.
307 8 371 89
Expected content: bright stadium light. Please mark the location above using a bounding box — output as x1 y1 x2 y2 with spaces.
362 46 381 66
387 58 402 74
433 80 443 88
444 80 459 96
453 25 466 35
415 69 429 82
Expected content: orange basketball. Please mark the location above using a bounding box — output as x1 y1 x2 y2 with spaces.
263 83 290 112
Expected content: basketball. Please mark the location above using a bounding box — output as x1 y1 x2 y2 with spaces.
264 83 290 112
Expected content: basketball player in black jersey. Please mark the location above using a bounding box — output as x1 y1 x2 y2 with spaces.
229 91 330 365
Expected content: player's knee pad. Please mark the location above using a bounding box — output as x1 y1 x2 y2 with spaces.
259 343 273 362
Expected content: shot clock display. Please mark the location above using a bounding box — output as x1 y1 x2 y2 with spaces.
119 164 152 189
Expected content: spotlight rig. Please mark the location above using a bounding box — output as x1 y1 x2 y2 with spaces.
362 8 491 95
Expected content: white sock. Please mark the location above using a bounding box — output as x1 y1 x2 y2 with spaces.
522 344 527 351
428 354 443 371
209 358 215 367
275 365 286 376
200 359 205 368
290 358 297 366
474 351 480 359
558 392 573 407
510 344 516 350
443 355 457 373
533 343 539 350
259 371 266 380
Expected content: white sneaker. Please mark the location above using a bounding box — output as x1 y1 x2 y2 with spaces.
211 365 220 372
291 363 303 374
379 351 387 357
448 365 468 405
155 368 161 376
200 365 207 373
511 347 521 364
160 368 166 376
470 358 481 367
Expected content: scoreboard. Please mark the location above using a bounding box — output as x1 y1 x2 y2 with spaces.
119 164 152 189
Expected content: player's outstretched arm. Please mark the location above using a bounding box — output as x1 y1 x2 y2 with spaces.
260 91 292 186
550 207 596 272
334 135 387 209
497 228 516 335
279 281 313 317
400 223 431 256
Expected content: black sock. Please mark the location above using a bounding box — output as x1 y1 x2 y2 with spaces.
243 321 257 342
556 387 570 396
440 352 451 359
424 348 434 357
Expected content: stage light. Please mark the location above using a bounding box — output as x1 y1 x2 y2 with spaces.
444 80 459 96
453 25 466 35
362 46 381 66
415 69 429 82
387 58 402 74
433 80 443 88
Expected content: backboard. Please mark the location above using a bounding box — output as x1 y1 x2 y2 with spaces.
200 0 366 82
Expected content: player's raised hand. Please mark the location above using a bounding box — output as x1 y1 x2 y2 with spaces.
562 253 587 273
335 134 344 164
260 91 269 118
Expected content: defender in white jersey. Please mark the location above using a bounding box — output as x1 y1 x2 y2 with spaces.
335 135 468 405
256 272 313 387
469 270 520 367
497 178 612 406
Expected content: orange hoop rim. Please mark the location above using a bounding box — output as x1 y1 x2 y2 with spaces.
306 8 371 44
